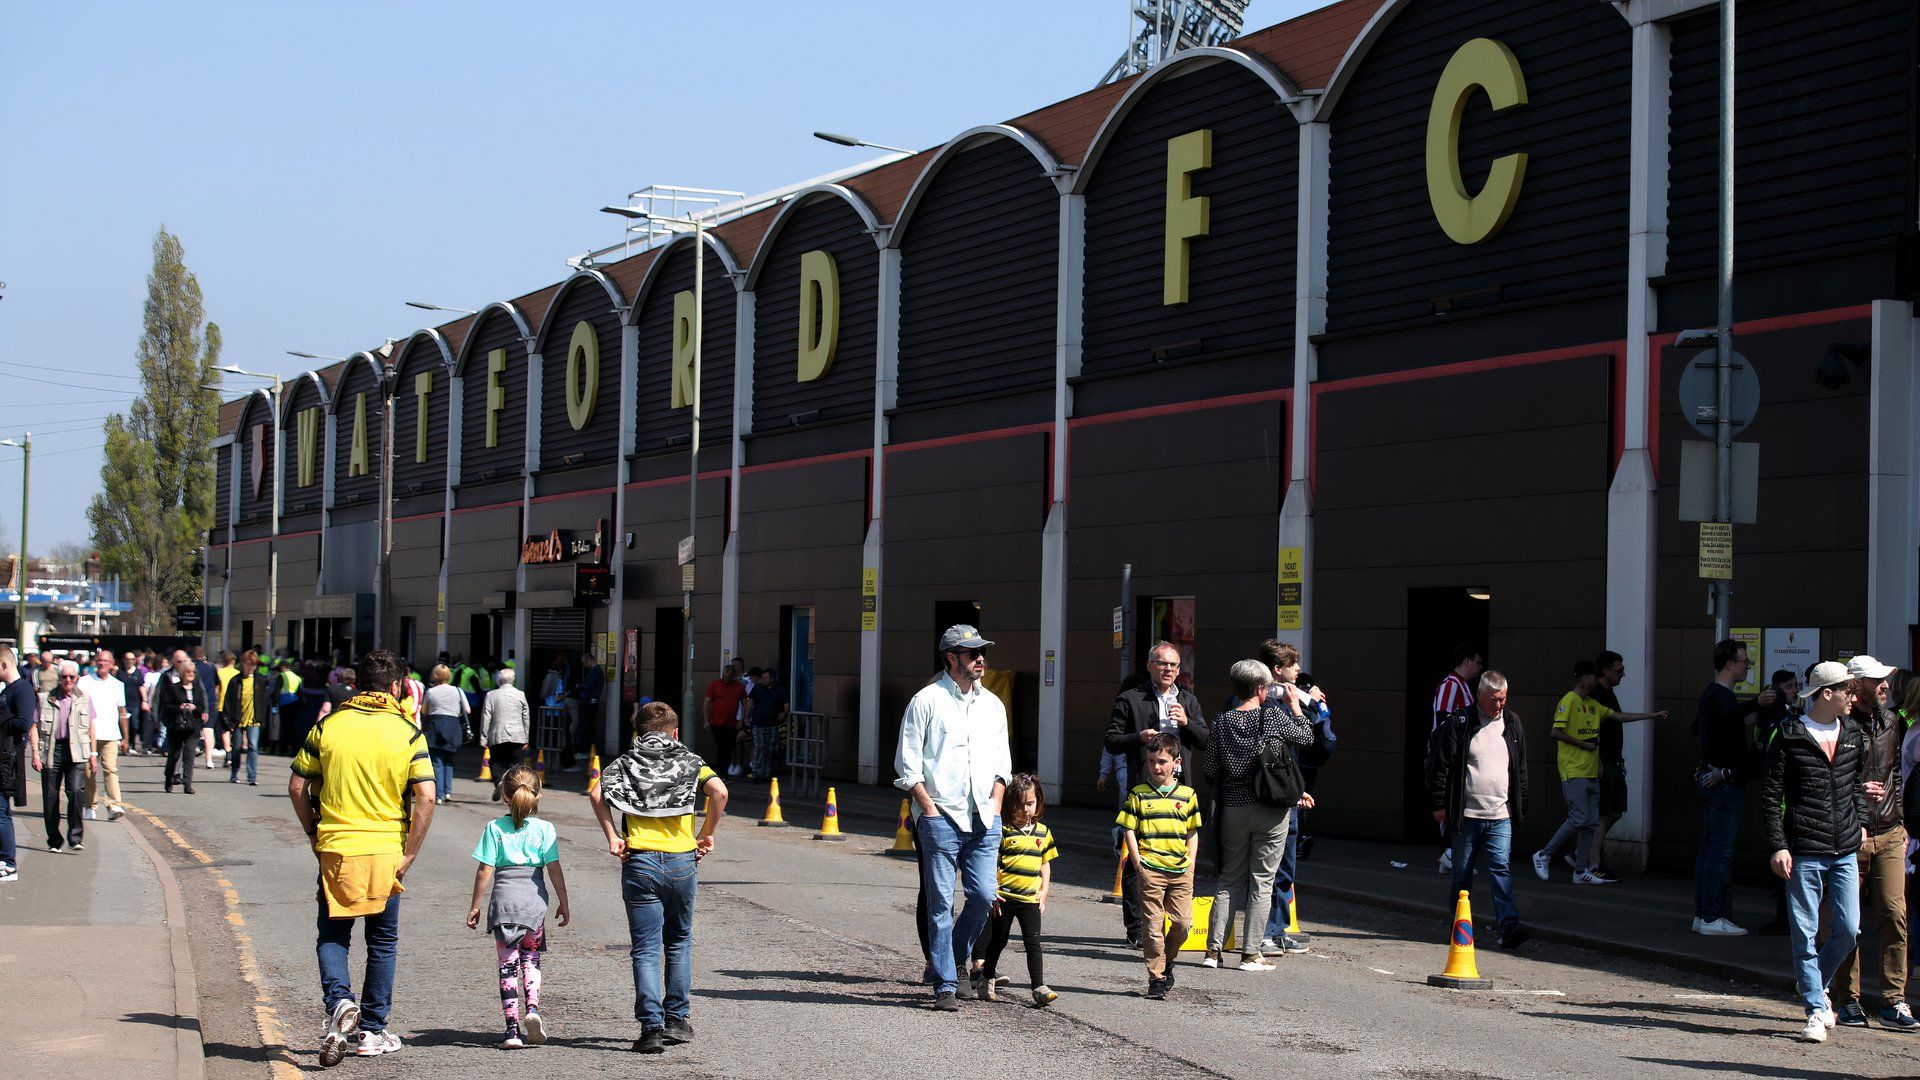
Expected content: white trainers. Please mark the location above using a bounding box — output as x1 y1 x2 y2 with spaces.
1200 952 1221 968
0 864 18 883
1572 868 1617 886
82 807 96 820
354 1030 402 1056
1798 1013 1828 1042
522 1010 546 1044
108 806 125 821
1239 957 1278 972
318 999 360 1068
1438 849 1454 874
1693 917 1748 937
1530 850 1551 880
501 1034 525 1049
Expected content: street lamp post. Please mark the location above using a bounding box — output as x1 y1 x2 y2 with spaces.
1 434 28 647
227 365 285 650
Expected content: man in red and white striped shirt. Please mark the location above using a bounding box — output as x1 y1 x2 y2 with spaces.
1433 645 1484 731
1431 644 1483 874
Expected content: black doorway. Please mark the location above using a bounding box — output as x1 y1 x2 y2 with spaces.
1401 587 1491 841
653 607 683 711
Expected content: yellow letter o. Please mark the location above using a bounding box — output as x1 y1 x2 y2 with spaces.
566 320 599 430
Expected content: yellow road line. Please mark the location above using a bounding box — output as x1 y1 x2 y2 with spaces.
125 803 302 1080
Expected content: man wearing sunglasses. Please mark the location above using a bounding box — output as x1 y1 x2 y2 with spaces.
894 624 1012 1012
33 660 95 852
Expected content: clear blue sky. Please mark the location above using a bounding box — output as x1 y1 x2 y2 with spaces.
0 0 1319 550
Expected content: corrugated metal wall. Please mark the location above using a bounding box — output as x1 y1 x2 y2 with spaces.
633 242 738 463
538 280 623 477
1081 59 1298 398
458 309 529 490
330 360 383 517
392 335 451 499
752 196 879 439
279 377 326 522
898 138 1058 412
1326 0 1631 339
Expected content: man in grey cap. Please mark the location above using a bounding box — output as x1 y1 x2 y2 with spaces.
894 625 1011 1012
1832 655 1915 1030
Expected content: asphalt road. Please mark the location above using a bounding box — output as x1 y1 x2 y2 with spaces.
108 750 1920 1079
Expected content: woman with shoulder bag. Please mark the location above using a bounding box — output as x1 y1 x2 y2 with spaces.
155 659 210 794
1202 657 1315 971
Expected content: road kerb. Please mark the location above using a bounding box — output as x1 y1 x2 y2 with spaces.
117 801 207 1080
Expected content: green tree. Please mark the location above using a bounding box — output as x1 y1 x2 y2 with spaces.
88 227 223 631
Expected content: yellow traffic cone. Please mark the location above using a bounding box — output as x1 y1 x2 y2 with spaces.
812 787 846 841
887 798 915 856
534 748 546 781
1100 852 1127 904
758 777 789 827
1427 890 1493 989
587 747 602 796
1281 883 1309 944
478 746 493 782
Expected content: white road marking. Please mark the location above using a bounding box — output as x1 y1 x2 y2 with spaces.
1369 967 1396 976
1673 992 1733 1000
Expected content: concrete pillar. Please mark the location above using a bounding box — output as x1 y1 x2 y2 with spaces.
1605 17 1672 870
1285 119 1329 661
859 242 900 786
1036 184 1084 793
1868 300 1917 666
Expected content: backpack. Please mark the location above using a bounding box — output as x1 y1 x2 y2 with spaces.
1252 737 1306 808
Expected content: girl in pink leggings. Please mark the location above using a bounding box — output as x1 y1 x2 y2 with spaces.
467 766 570 1048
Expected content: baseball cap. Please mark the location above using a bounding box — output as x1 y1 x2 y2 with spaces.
1799 661 1852 699
939 625 994 652
1846 654 1896 680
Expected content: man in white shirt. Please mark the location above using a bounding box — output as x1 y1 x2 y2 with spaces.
79 648 130 820
894 624 1011 1013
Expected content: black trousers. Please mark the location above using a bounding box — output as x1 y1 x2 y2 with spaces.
166 734 197 791
42 746 84 848
1118 848 1143 938
489 742 523 797
973 899 1045 986
708 724 738 774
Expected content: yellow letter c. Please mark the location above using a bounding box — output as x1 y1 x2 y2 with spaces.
1426 37 1528 246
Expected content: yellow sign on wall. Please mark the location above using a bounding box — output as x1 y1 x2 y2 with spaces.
1277 545 1303 631
1698 522 1733 580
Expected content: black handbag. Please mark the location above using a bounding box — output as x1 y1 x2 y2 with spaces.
1252 730 1305 808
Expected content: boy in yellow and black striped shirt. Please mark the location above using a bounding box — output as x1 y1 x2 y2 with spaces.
1116 734 1202 999
968 775 1061 1006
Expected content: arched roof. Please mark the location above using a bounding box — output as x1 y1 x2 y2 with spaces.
452 301 535 376
1313 0 1415 121
391 328 457 373
235 387 275 432
741 184 885 290
278 371 331 422
534 269 627 352
1070 47 1304 194
326 352 386 415
627 230 744 311
887 124 1062 249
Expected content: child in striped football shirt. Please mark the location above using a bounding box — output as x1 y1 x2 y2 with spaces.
969 774 1059 1007
1117 733 1202 1000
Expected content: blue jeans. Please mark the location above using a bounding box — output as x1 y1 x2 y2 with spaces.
916 811 1000 996
1265 805 1299 941
0 783 14 867
1785 852 1861 1013
1450 816 1519 934
621 850 697 1030
315 890 401 1033
1693 782 1743 920
228 727 259 783
428 746 456 798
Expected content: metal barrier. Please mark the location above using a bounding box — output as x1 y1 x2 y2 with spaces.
784 711 828 797
536 704 570 758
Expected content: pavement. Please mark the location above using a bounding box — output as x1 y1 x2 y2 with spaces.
9 745 1920 1079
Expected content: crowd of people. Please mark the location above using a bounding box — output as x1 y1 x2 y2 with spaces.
3 624 1918 1058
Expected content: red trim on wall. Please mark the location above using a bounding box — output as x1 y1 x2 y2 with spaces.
738 448 872 476
884 422 1054 457
452 500 520 517
624 468 731 493
531 486 615 505
1066 387 1290 430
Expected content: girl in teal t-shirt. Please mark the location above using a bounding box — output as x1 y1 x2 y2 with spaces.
466 765 570 1048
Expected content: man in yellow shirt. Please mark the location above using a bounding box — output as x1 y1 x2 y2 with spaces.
213 650 239 769
1533 659 1665 886
590 702 726 1055
288 650 437 1067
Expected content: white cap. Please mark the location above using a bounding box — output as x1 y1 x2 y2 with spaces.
1846 655 1895 680
1799 661 1852 699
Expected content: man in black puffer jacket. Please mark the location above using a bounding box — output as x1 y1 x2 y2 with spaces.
1763 660 1869 1044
